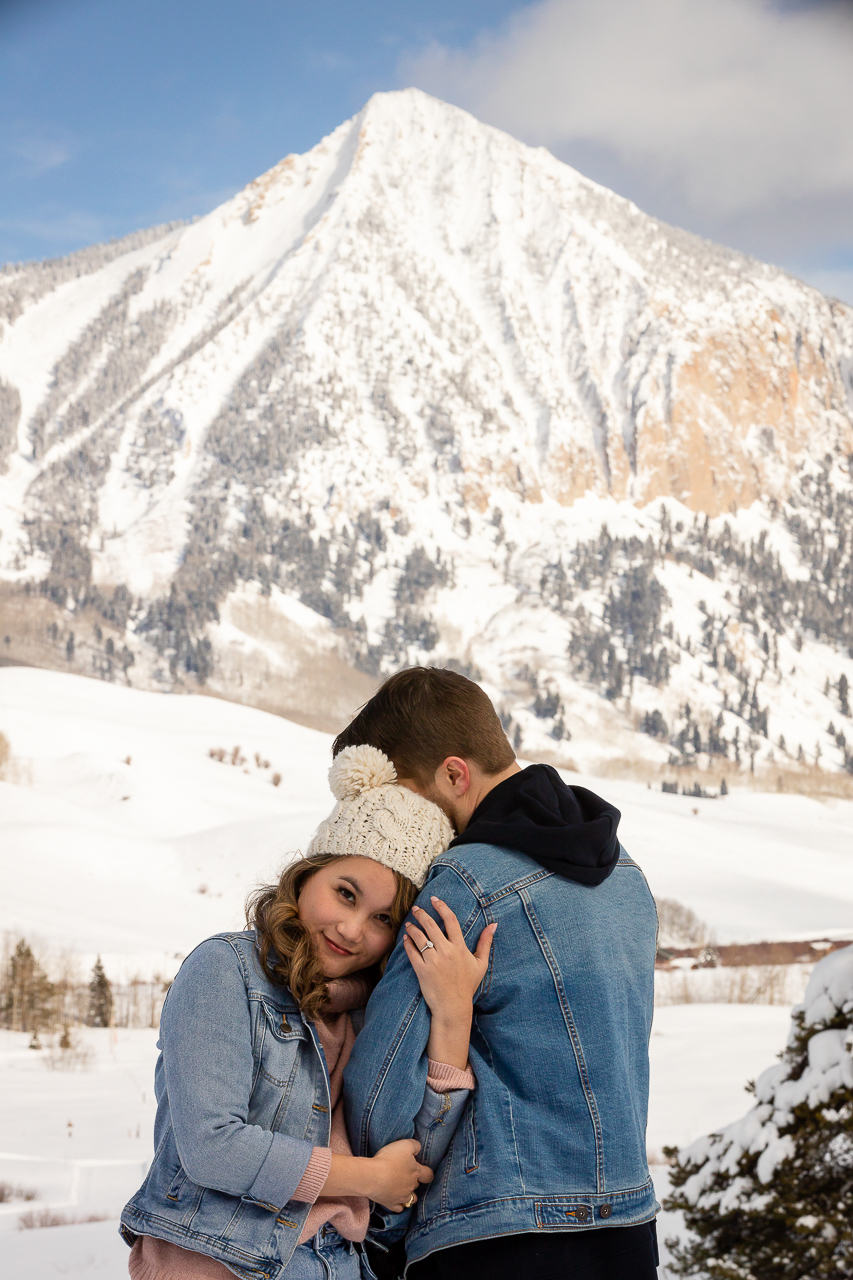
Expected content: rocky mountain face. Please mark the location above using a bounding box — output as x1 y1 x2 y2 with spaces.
1 89 852 781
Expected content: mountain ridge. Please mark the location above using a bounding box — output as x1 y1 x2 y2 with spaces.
0 89 852 779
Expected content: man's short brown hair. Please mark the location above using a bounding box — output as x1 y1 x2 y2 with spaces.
332 667 515 783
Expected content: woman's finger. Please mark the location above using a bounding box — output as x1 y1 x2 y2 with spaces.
429 897 465 944
402 934 426 966
411 905 446 948
404 922 431 954
474 922 498 965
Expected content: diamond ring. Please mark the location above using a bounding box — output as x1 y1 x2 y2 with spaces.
419 940 435 954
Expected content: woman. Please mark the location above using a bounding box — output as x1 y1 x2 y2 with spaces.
120 745 495 1280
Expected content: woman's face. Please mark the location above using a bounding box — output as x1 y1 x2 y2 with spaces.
297 856 399 978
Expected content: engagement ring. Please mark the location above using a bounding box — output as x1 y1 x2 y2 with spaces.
419 940 435 954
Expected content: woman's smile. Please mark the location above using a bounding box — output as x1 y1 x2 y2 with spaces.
322 934 354 957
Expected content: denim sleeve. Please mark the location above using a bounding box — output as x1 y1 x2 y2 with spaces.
344 866 484 1160
413 1084 472 1169
161 938 313 1206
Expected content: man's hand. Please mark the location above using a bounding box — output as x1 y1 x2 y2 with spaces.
367 1138 434 1212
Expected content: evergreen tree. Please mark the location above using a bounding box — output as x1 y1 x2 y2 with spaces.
664 945 853 1278
0 939 56 1033
86 956 113 1027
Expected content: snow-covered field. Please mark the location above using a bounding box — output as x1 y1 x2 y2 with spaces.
0 1006 792 1274
2 667 852 975
1 667 852 1274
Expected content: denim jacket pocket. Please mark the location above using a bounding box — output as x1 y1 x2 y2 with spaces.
163 1163 204 1224
247 1001 311 1133
165 1167 188 1202
255 1000 307 1083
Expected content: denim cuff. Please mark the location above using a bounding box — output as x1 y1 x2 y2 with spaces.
247 1132 315 1209
414 1083 472 1170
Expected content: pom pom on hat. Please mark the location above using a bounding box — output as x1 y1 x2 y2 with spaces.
329 744 397 799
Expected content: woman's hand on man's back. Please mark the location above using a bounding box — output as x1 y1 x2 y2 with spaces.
403 898 496 1069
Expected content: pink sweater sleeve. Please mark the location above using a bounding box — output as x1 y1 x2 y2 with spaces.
291 1146 333 1204
426 1058 475 1091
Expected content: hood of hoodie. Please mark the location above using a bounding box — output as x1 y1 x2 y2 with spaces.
448 764 621 886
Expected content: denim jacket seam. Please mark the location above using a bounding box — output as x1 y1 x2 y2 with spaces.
410 1174 656 1225
519 889 606 1193
359 994 422 1154
481 870 552 905
427 860 486 904
431 859 554 908
121 1211 280 1264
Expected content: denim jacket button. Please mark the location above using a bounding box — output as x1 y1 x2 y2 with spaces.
600 1204 612 1218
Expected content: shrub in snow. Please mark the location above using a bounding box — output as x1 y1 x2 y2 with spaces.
656 898 712 949
664 944 853 1278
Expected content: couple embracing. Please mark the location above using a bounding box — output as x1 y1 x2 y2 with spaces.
121 668 659 1280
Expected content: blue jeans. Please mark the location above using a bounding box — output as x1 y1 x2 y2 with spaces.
287 1229 374 1280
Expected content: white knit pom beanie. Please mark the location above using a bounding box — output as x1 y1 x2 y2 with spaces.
305 745 453 888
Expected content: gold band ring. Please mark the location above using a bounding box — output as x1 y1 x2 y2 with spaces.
404 1192 417 1208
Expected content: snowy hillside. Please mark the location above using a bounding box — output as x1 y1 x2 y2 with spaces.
1 668 852 985
1 89 853 778
2 668 850 1275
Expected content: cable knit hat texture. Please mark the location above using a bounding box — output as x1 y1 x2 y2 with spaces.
306 745 453 888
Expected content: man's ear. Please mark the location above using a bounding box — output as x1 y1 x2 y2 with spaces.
439 756 471 795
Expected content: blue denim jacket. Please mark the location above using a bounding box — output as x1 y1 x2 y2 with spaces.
344 843 659 1270
120 931 468 1279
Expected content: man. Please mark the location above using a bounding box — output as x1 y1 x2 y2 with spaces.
342 667 659 1279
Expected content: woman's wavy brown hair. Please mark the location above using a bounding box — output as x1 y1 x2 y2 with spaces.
246 853 418 1020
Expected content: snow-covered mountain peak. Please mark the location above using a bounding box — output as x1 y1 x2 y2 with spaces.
0 91 852 781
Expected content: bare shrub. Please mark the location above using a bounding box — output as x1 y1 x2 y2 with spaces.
656 898 713 949
0 1181 38 1203
18 1208 107 1230
655 963 809 1006
111 974 170 1028
43 1027 94 1072
0 731 9 778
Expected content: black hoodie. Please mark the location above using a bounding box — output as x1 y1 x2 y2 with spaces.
448 763 621 887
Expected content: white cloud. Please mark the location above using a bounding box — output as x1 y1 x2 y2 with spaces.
7 131 72 178
401 0 853 219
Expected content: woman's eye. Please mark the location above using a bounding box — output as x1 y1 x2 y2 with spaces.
338 886 356 903
375 914 392 928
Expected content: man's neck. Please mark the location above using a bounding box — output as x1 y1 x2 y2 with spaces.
457 760 523 833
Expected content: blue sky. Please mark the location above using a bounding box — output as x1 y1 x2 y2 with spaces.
2 0 852 303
